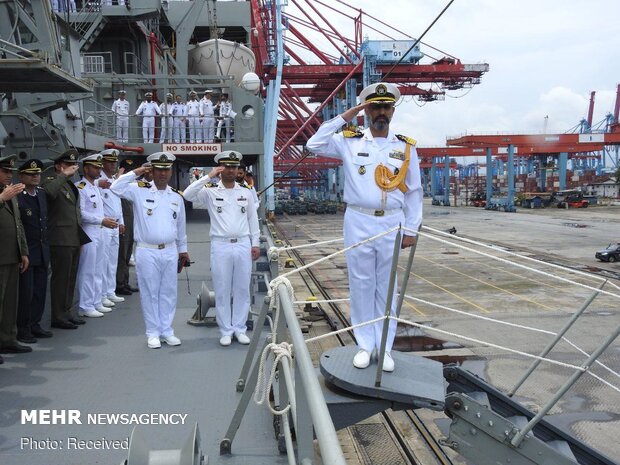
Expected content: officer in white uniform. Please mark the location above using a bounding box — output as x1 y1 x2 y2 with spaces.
110 152 189 349
306 82 423 372
184 151 260 346
186 91 202 143
215 93 233 143
171 94 187 143
135 92 162 143
159 93 174 144
75 154 120 318
97 149 125 307
112 90 130 143
200 90 216 143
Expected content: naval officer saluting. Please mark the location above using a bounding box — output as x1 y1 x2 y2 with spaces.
184 150 260 346
306 82 423 372
110 152 189 349
75 154 119 318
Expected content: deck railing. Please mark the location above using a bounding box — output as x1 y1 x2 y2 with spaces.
221 227 346 465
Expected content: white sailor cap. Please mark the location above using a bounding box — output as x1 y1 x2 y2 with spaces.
214 150 243 166
100 148 120 162
359 82 400 104
189 90 197 97
81 153 103 168
144 92 153 98
166 93 173 98
118 90 126 94
147 151 176 169
204 89 213 94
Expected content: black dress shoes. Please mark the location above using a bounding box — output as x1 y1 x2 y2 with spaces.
127 285 139 292
0 343 33 354
0 355 3 364
51 320 78 330
115 286 132 296
31 325 53 338
69 317 86 325
17 333 37 344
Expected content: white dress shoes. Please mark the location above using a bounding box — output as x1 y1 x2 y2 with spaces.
147 337 161 349
353 349 371 369
219 335 232 346
79 309 104 318
107 294 125 303
382 352 395 372
96 305 112 313
101 298 115 307
235 332 250 345
161 335 181 346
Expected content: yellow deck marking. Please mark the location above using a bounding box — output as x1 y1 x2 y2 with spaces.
417 256 555 311
399 265 490 313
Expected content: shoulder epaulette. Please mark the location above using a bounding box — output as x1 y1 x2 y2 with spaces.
240 182 251 189
396 134 417 146
342 128 363 138
205 182 218 188
77 181 86 189
137 181 151 188
171 187 184 197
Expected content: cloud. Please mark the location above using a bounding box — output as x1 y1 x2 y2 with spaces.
282 0 620 155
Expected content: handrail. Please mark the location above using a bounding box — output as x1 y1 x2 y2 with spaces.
275 283 347 465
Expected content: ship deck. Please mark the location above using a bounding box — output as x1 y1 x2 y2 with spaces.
2 202 620 465
0 210 288 465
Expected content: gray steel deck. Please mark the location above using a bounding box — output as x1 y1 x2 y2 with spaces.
0 212 287 465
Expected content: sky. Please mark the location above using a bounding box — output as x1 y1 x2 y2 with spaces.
285 0 620 147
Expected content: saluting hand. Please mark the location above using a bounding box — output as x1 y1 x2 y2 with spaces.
208 166 225 178
98 179 112 189
0 183 25 201
61 164 79 177
341 101 370 123
134 164 152 177
102 217 119 229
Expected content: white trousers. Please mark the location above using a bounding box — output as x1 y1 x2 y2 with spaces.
210 237 252 336
101 227 120 298
216 117 231 142
343 208 402 353
135 245 178 338
187 116 202 143
159 117 173 143
202 117 215 142
116 116 129 143
77 228 104 312
142 116 155 143
173 118 186 143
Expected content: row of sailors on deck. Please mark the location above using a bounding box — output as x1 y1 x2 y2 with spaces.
51 0 127 13
51 0 244 14
112 90 234 144
0 148 260 365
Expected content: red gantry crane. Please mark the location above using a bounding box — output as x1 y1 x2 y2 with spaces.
250 0 489 191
